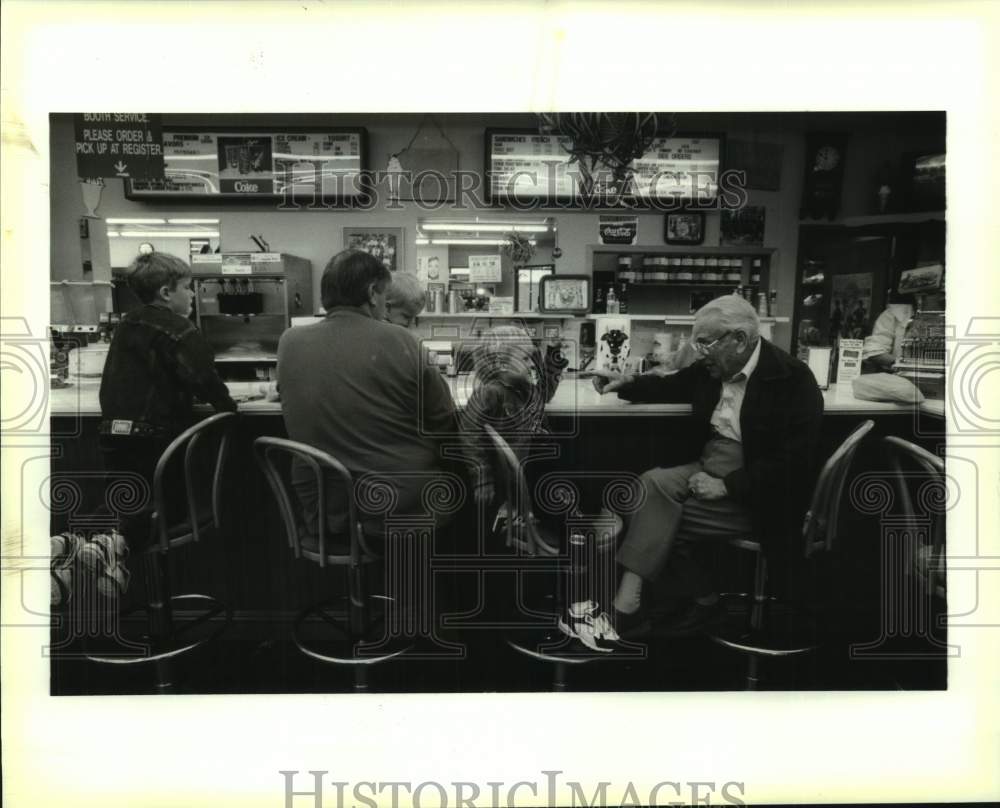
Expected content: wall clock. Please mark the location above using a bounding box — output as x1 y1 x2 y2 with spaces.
800 133 848 220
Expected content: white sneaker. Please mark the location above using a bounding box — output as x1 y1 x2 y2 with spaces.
558 601 620 652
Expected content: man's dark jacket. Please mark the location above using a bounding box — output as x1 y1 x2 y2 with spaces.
615 338 824 568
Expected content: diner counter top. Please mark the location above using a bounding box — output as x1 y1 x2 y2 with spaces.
50 377 945 419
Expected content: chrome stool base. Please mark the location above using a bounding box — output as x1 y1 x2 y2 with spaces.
291 594 410 691
86 593 231 691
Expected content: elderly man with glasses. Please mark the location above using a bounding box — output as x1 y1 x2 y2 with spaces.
573 295 823 644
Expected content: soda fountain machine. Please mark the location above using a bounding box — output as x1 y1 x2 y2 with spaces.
192 252 313 381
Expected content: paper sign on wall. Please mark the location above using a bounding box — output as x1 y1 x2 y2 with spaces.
468 254 502 283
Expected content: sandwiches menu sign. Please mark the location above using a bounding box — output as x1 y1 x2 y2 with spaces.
487 130 721 203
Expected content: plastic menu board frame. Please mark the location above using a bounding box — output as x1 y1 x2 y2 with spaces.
484 127 725 207
124 126 369 205
538 274 591 315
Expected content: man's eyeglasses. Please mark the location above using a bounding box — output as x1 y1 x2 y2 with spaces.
692 330 733 355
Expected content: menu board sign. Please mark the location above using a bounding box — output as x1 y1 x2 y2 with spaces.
126 128 366 199
487 130 721 203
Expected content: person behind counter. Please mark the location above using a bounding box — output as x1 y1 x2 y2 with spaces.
384 271 427 329
277 249 460 539
586 295 823 642
98 252 237 550
862 291 914 373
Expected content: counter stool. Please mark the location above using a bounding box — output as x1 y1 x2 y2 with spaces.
845 435 952 661
484 425 634 691
882 436 946 601
253 437 407 692
86 412 236 693
708 419 874 689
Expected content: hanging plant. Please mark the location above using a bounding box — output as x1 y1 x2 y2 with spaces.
503 232 535 265
536 112 675 197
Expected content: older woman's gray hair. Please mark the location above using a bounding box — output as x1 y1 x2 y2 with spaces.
384 271 427 327
694 294 761 341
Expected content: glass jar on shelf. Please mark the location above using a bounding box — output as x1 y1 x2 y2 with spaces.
648 256 666 282
677 256 694 281
704 257 720 283
706 258 720 283
723 258 743 284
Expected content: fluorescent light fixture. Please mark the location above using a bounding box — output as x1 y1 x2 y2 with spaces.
166 218 220 225
118 230 221 238
105 218 166 225
415 238 430 245
431 238 507 246
107 232 120 237
421 223 549 233
430 238 536 246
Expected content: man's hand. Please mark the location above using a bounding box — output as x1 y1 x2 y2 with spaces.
688 471 727 500
589 368 631 394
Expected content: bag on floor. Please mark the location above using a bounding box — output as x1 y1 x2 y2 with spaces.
51 531 130 607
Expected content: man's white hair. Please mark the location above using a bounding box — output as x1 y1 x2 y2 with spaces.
695 294 760 340
385 271 427 313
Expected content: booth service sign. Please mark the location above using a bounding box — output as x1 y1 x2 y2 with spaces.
599 215 638 245
74 114 164 181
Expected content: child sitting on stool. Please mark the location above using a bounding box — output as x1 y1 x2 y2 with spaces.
99 251 236 555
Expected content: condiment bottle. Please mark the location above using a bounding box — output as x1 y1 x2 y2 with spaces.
606 286 619 314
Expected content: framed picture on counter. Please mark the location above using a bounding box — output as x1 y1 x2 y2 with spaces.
343 226 404 273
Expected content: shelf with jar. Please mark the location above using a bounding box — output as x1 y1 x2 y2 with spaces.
591 245 777 319
614 254 747 286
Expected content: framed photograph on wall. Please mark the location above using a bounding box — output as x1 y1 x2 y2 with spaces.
720 205 766 246
343 227 404 273
664 211 705 245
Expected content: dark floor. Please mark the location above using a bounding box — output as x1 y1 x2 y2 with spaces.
51 595 949 695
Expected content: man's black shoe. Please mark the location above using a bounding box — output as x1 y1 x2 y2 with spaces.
611 606 651 640
657 599 723 638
